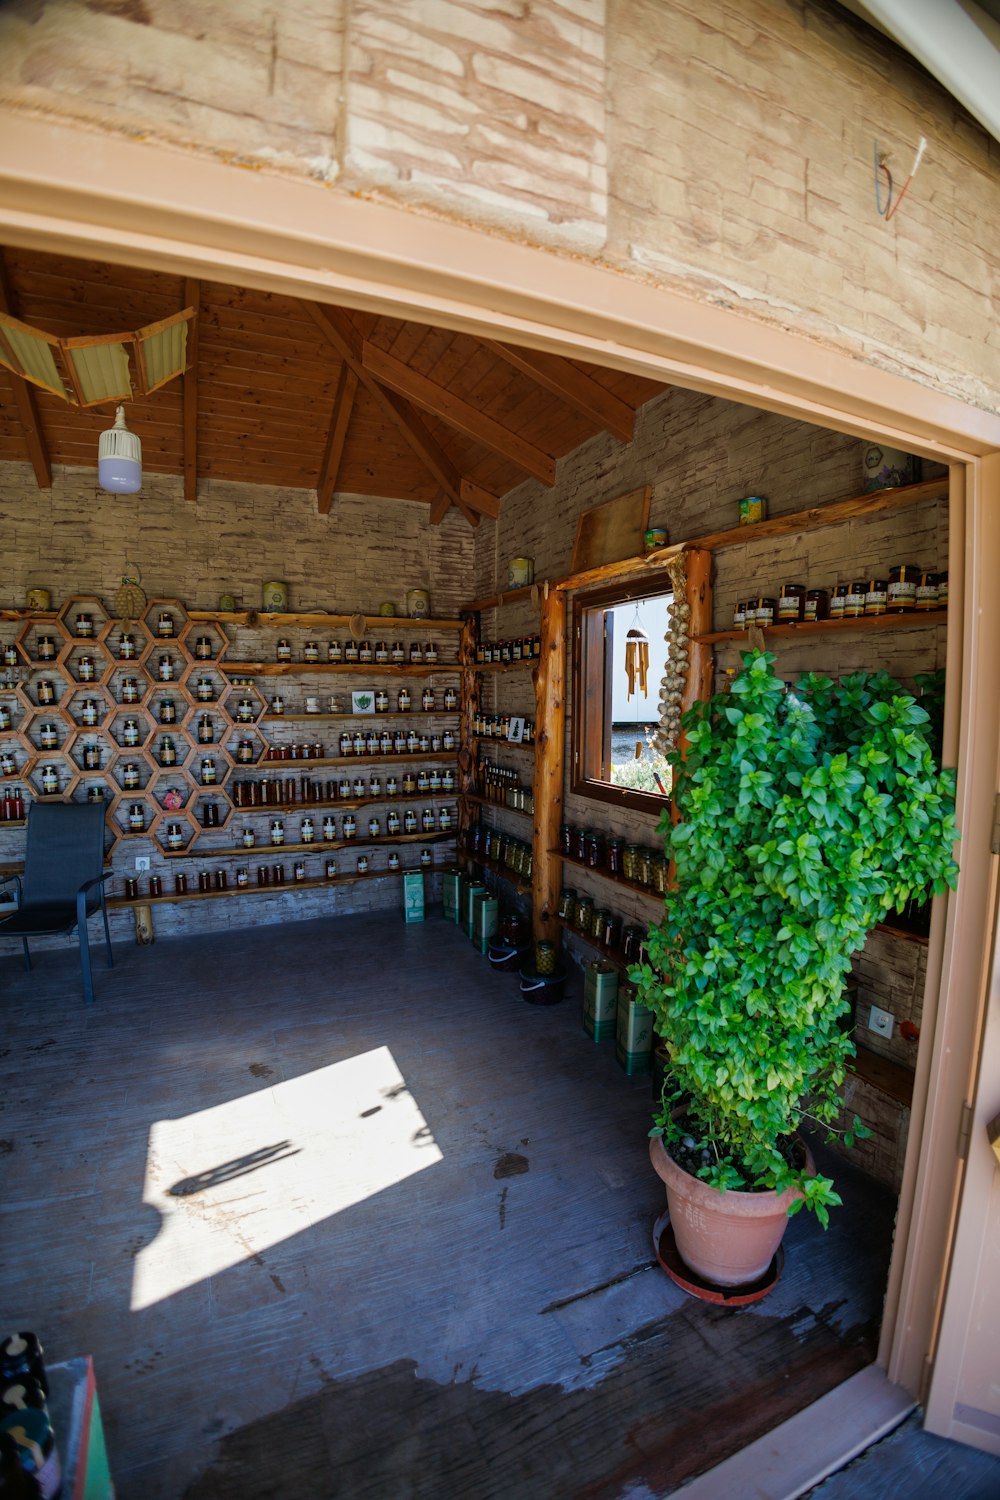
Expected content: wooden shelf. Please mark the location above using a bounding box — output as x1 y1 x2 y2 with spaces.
223 662 458 677
259 710 459 723
848 1046 914 1107
874 918 929 946
552 848 665 904
463 849 532 896
474 659 537 673
698 608 948 646
190 611 464 630
252 750 458 771
461 586 540 613
552 477 948 595
463 790 533 818
228 790 452 816
555 914 632 973
107 859 454 908
470 735 534 754
165 829 456 860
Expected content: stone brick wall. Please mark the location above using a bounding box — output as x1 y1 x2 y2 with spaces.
471 386 946 1186
3 1 999 410
0 460 473 943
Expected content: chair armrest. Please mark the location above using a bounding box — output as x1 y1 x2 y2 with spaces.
0 871 22 902
78 871 113 895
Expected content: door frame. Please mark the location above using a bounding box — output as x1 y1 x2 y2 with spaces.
2 109 999 1419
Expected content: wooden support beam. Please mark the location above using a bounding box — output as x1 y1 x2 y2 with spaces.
457 615 480 852
532 587 566 945
484 339 635 444
182 277 200 503
0 251 52 489
362 340 557 486
459 477 500 520
429 494 451 526
316 362 357 515
301 300 496 528
682 548 714 716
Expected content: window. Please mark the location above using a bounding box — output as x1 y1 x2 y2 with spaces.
572 580 673 813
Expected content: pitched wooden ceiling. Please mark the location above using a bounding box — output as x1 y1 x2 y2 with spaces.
0 247 665 526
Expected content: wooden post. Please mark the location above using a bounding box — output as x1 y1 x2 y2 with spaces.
457 614 480 857
532 587 566 944
682 547 713 716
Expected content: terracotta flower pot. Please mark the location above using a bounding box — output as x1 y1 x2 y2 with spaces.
649 1134 814 1287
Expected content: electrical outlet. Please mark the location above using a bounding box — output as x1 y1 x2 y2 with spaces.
868 1004 894 1040
135 856 150 873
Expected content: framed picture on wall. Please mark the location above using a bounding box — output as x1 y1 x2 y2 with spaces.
351 690 376 714
507 717 525 743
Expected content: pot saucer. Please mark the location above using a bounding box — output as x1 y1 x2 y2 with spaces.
652 1209 783 1306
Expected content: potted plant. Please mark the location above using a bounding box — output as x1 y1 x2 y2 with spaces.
632 650 959 1286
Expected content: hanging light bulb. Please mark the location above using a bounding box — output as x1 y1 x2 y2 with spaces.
98 404 142 493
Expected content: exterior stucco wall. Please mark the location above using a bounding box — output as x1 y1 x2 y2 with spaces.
0 1 997 413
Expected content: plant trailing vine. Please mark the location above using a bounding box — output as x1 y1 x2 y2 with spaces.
631 649 959 1224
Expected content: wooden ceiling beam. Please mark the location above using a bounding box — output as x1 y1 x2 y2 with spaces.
0 251 52 489
182 277 200 503
483 339 636 445
316 362 357 515
362 340 556 486
301 301 492 527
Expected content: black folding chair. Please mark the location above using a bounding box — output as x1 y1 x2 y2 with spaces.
0 801 113 1005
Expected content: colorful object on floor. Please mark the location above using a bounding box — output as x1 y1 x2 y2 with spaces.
402 871 424 924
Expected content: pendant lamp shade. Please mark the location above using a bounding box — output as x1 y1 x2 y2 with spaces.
98 405 142 493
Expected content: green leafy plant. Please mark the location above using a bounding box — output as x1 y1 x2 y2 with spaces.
631 650 959 1224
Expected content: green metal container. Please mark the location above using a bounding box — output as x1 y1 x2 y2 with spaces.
473 894 499 953
615 984 654 1074
402 871 425 925
465 881 487 937
442 869 463 923
583 961 618 1042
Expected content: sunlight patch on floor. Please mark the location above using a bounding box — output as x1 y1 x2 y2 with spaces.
131 1046 441 1310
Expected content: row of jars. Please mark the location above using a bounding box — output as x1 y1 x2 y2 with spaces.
124 848 438 895
559 825 670 892
557 888 650 959
465 820 533 880
475 637 540 665
246 805 453 846
230 766 456 805
478 763 533 813
472 711 535 742
274 639 441 665
734 567 948 629
266 686 458 716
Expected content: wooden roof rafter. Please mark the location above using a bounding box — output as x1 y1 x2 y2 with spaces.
301 299 500 528
182 277 200 503
483 339 636 445
0 249 51 488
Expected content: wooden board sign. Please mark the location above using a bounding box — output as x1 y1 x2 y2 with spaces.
570 485 651 574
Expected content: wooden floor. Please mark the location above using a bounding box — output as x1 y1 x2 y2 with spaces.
2 912 898 1499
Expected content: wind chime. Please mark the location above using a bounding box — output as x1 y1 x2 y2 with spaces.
624 609 649 759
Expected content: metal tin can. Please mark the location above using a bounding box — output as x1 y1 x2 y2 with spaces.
738 495 767 525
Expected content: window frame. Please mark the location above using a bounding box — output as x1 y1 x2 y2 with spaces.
570 577 673 817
